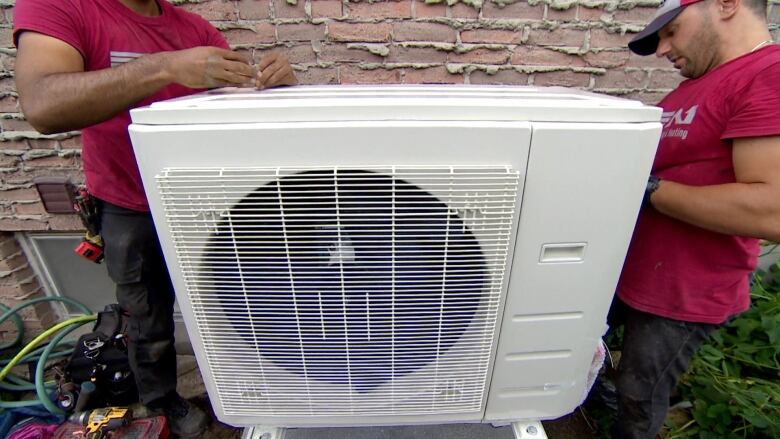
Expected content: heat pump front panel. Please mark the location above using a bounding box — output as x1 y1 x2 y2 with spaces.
130 122 531 426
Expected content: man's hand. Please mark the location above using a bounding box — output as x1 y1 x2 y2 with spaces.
163 47 256 89
255 52 298 89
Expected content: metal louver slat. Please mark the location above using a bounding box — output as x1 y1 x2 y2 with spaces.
157 166 519 417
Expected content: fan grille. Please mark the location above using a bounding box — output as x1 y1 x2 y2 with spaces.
157 166 519 417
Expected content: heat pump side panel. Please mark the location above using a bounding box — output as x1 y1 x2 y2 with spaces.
129 121 531 427
484 122 661 422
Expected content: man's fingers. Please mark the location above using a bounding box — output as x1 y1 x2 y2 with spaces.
213 67 255 86
264 66 293 87
214 48 251 64
256 60 287 86
222 59 256 79
257 53 282 70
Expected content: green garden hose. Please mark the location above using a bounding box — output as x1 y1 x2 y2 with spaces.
0 296 95 413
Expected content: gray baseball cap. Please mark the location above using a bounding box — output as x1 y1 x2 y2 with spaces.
628 0 705 55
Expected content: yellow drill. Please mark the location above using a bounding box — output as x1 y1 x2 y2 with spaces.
68 407 132 439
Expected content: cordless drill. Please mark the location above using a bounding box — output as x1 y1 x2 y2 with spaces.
68 407 132 439
73 186 104 263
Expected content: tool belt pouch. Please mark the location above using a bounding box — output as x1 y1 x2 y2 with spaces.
65 304 138 409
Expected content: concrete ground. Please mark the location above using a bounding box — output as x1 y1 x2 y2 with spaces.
176 356 597 439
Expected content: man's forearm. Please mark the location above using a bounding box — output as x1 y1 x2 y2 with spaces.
22 52 173 134
651 180 780 241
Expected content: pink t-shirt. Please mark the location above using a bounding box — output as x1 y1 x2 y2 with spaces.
14 0 229 211
618 45 780 324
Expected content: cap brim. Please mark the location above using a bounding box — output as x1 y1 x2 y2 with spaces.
628 8 684 56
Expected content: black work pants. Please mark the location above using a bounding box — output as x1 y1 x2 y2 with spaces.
99 200 177 404
608 298 717 439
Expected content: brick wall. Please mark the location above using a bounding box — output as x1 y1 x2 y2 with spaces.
0 0 778 329
0 232 56 340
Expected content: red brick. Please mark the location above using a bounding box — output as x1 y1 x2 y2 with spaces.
590 29 632 49
414 0 446 18
47 214 83 231
1 119 34 132
584 50 630 68
23 154 80 170
769 4 780 23
179 0 237 21
319 44 386 63
277 23 326 42
340 66 401 84
648 70 683 89
0 253 26 273
296 67 339 85
0 27 13 48
0 96 18 112
0 52 15 71
4 168 78 186
469 69 529 85
483 1 543 19
224 25 276 46
577 5 605 21
403 66 463 84
0 140 28 150
614 7 657 22
449 48 510 64
511 46 584 67
546 5 577 21
329 22 393 42
311 0 343 18
461 29 522 44
528 28 586 47
252 47 308 65
387 46 447 63
237 0 271 19
533 70 590 87
0 217 48 231
26 139 58 150
0 77 15 92
627 53 671 69
0 7 14 24
13 202 46 216
0 267 35 286
594 69 647 89
0 237 18 255
58 137 83 150
284 44 318 64
449 3 479 19
348 1 412 19
2 188 39 202
273 0 306 18
392 22 457 42
0 283 41 302
0 154 19 168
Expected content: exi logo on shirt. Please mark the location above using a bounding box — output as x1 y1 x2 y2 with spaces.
110 51 143 67
660 105 698 140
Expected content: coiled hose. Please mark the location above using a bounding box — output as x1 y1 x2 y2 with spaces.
0 297 95 415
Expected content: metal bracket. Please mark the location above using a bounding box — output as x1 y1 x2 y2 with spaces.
242 426 287 439
512 421 547 439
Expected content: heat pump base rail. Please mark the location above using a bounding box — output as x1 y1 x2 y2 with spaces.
242 426 287 439
241 421 548 438
512 421 548 439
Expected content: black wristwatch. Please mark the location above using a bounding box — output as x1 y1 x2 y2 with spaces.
643 175 661 208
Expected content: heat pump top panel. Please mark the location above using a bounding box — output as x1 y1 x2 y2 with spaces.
129 85 661 125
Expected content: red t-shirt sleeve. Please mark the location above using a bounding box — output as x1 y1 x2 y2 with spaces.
13 0 87 58
205 23 230 50
722 62 780 139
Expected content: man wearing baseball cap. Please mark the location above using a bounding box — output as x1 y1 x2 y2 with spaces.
606 0 780 437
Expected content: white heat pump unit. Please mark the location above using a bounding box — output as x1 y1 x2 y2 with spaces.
129 85 661 437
